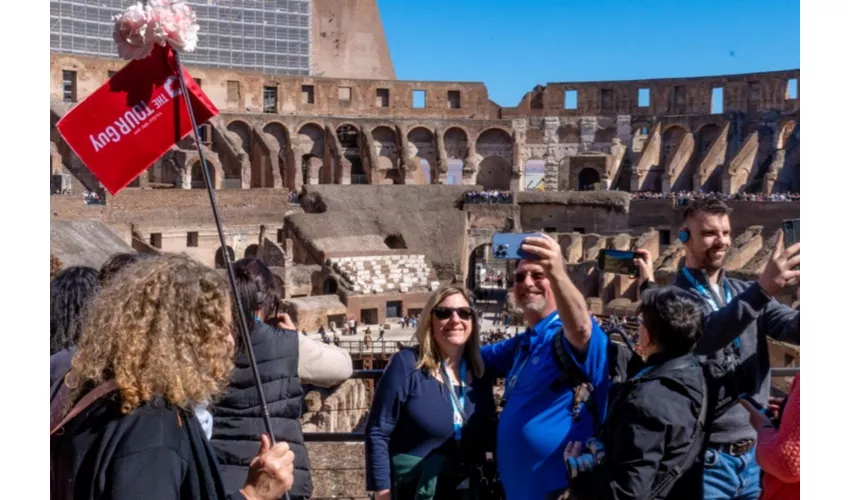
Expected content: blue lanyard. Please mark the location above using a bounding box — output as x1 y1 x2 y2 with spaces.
682 268 740 350
681 268 732 312
440 359 467 441
504 331 534 402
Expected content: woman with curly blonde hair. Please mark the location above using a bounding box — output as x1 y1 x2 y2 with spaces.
50 253 295 500
365 285 496 500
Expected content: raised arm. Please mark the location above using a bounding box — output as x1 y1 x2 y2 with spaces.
297 335 353 388
522 234 592 352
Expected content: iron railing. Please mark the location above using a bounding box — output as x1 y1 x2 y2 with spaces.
302 367 800 443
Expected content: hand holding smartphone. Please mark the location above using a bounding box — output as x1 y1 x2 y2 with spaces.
597 249 639 276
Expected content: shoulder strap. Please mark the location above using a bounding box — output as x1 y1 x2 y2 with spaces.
646 364 709 499
549 333 604 431
50 380 119 436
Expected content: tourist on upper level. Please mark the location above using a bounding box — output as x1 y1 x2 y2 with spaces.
365 285 496 500
564 287 707 499
50 265 100 390
211 258 353 500
480 233 611 499
636 197 800 500
740 373 800 500
50 254 295 500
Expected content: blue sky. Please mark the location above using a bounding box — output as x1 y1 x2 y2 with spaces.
377 0 800 107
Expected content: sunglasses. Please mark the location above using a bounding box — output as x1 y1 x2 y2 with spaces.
514 271 547 283
432 306 475 321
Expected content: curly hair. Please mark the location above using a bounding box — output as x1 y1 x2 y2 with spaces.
65 253 235 414
50 266 100 355
414 285 485 379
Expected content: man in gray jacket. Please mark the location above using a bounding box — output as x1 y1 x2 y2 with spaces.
635 197 800 500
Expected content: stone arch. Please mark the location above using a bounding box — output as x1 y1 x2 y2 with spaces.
337 124 365 184
476 156 511 190
466 242 508 292
226 120 252 152
298 123 325 158
384 234 407 249
594 127 616 144
189 160 213 189
557 124 581 144
661 125 688 165
524 158 545 191
337 123 360 149
298 123 326 183
214 246 235 269
577 168 600 190
372 126 401 183
444 127 468 160
407 127 436 184
263 121 291 187
244 244 259 259
475 128 513 164
696 124 722 160
323 276 338 294
225 120 252 183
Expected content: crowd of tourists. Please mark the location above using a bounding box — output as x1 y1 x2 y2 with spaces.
50 197 800 500
632 190 800 202
464 190 514 204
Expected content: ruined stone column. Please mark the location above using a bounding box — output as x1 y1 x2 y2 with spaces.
462 143 478 185
434 126 449 185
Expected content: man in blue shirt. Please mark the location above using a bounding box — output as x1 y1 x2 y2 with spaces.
482 233 610 499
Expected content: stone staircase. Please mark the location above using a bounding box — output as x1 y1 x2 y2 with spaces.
329 254 439 294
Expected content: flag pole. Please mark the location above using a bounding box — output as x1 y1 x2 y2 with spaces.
170 49 285 473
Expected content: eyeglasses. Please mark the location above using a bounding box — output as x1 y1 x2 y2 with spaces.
514 271 547 283
432 306 474 321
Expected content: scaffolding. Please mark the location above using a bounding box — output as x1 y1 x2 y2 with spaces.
49 0 311 76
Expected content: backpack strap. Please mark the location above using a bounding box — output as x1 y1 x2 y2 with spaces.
50 380 119 436
645 363 710 499
549 332 603 431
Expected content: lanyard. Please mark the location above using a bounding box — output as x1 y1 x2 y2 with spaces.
682 268 740 350
503 331 533 402
681 268 732 312
440 359 467 441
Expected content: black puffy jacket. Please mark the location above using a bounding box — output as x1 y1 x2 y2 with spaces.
210 322 312 498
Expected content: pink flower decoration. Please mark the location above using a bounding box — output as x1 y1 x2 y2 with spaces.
112 0 200 60
112 2 154 60
150 0 200 52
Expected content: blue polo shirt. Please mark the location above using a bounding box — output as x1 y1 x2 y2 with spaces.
481 311 610 499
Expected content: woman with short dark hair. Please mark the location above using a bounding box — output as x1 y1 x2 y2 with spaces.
211 258 353 500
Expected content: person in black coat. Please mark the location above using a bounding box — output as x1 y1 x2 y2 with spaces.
50 254 295 500
211 258 353 499
565 287 707 499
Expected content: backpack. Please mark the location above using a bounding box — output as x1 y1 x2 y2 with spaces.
50 381 119 500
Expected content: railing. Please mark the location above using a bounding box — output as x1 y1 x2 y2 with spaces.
302 366 800 443
335 339 416 355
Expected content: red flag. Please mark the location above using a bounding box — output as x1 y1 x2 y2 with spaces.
56 45 219 195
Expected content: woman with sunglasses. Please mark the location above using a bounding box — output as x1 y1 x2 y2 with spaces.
365 285 496 500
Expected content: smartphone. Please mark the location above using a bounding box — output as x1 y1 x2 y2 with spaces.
738 394 768 415
597 249 639 276
782 219 800 249
491 233 543 260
